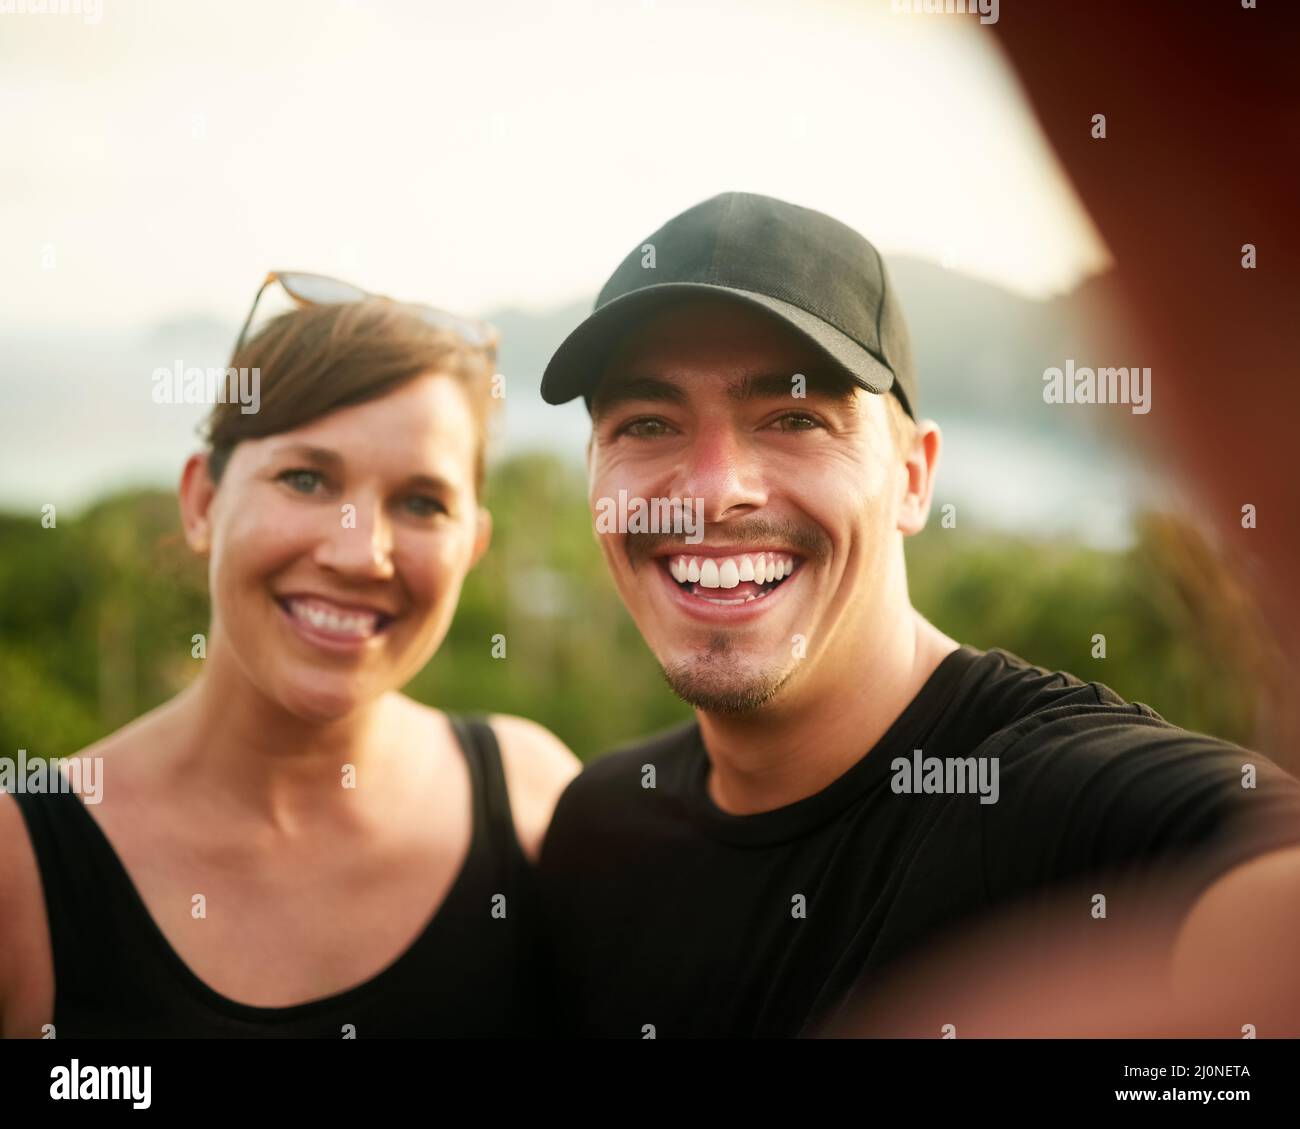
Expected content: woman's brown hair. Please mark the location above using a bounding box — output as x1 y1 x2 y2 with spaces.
202 299 499 495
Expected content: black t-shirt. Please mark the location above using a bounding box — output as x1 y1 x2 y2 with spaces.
536 644 1300 1037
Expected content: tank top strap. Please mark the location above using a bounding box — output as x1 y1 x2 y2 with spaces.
9 762 146 1018
9 741 539 1036
446 714 529 890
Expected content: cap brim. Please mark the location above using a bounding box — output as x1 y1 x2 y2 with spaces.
539 283 898 406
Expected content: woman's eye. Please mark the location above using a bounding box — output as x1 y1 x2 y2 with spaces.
619 417 673 439
277 468 324 493
772 413 823 432
404 495 448 518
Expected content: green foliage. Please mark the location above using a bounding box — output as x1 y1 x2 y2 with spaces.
0 456 1267 764
906 514 1264 746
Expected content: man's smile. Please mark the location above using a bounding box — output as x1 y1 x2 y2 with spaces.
644 546 807 620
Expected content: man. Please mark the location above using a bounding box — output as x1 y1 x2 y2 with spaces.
535 192 1300 1037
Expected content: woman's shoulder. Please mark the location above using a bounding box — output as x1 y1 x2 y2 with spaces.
0 716 157 1033
395 697 579 784
0 700 173 858
0 781 54 1034
486 714 581 777
54 707 191 826
485 714 581 864
384 697 583 863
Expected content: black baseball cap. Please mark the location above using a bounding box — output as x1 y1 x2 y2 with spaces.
540 191 918 419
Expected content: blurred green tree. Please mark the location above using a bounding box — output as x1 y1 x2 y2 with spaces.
0 455 1283 771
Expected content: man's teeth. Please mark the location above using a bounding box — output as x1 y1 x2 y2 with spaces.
286 597 382 638
668 553 795 589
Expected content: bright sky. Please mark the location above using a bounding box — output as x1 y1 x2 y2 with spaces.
0 0 1110 332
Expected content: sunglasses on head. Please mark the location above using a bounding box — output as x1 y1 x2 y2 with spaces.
232 270 499 355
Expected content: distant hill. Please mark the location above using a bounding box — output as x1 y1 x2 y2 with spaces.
0 261 1162 544
486 257 1145 456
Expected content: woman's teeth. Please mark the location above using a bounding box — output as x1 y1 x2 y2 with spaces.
668 553 795 589
284 597 384 638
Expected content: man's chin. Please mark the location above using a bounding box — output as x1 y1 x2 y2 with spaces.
659 653 795 715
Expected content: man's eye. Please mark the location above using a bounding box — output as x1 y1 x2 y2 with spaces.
772 413 823 431
277 468 324 493
618 417 673 439
404 495 448 518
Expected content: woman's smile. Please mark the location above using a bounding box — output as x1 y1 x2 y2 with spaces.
275 591 399 654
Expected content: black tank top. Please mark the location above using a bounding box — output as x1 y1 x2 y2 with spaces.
12 715 541 1037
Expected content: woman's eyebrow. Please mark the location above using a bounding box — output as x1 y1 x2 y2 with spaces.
272 443 343 469
272 444 455 493
404 472 455 493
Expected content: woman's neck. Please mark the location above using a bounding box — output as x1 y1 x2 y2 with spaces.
160 648 410 835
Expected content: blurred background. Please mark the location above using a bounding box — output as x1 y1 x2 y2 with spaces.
0 0 1289 765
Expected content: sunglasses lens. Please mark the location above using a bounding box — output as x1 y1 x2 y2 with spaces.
278 272 369 306
410 307 494 348
246 272 495 352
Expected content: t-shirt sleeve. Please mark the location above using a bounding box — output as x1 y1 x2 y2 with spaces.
977 706 1300 930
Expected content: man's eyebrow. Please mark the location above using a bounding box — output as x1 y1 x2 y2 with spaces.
591 375 689 418
729 371 859 403
592 370 859 417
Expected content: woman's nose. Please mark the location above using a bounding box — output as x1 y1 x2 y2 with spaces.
312 498 396 580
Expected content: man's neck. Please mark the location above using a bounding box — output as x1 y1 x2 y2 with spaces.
696 609 961 816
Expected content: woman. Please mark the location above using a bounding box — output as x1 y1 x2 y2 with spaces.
0 272 580 1036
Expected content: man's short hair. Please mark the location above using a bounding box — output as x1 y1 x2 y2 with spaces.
885 391 916 459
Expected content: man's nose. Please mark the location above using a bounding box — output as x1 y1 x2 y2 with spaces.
313 495 396 580
671 421 768 522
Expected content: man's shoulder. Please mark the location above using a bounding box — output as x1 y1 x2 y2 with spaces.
938 649 1300 907
944 644 1188 760
563 718 699 799
958 645 1238 775
960 644 1159 725
965 652 1300 856
943 645 1292 802
539 719 699 858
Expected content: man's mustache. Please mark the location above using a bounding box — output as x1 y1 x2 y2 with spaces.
624 518 832 569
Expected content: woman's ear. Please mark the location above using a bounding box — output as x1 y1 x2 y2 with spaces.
178 452 217 555
470 506 493 568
